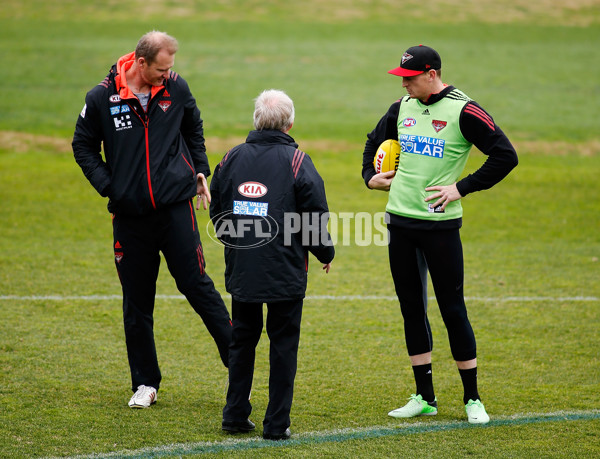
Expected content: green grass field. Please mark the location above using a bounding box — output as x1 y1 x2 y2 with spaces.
1 1 599 457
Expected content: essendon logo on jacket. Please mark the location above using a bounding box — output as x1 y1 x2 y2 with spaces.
238 181 267 198
158 101 171 112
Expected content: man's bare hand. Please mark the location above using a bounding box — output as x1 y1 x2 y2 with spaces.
196 173 211 210
368 170 396 191
424 183 462 211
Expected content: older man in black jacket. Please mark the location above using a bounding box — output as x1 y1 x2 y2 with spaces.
210 89 334 440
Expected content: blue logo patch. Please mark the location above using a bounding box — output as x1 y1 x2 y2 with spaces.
110 105 130 116
233 201 268 216
400 134 445 158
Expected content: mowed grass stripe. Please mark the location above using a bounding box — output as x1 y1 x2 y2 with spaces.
51 410 600 459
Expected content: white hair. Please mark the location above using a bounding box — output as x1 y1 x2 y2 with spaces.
253 89 295 131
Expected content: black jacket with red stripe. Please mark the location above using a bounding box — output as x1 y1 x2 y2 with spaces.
210 129 335 303
72 52 208 216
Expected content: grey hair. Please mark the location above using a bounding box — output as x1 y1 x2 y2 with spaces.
253 89 295 131
135 31 178 63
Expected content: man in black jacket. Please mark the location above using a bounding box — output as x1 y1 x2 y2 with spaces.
210 89 334 440
72 31 232 408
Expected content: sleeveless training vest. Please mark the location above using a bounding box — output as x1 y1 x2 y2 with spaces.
387 88 472 221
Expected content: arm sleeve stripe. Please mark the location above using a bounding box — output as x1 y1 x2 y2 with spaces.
464 103 492 121
219 149 231 167
464 105 495 131
292 149 305 178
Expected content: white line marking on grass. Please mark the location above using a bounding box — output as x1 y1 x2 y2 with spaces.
47 410 600 459
1 294 598 302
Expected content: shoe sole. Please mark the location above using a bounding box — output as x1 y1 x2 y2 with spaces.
222 425 255 433
263 434 291 440
128 401 156 409
388 410 437 418
222 427 255 433
263 429 291 440
468 418 490 424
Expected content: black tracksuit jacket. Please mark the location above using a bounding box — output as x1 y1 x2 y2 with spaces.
72 53 208 216
209 130 335 303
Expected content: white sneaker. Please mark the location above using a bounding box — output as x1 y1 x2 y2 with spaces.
128 385 157 408
388 394 438 418
465 399 490 424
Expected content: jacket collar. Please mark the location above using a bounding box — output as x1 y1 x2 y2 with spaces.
113 51 164 100
245 129 298 147
422 85 455 105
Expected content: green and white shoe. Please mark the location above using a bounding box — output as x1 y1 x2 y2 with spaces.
465 399 490 424
388 394 438 418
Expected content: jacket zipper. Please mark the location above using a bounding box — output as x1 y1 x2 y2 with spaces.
143 119 156 209
128 100 157 210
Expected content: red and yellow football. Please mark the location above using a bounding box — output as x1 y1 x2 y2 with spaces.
373 139 401 173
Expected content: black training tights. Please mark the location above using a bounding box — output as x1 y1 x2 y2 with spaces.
387 224 476 361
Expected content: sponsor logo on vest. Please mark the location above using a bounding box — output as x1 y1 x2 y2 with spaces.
158 100 171 112
428 203 445 213
109 95 121 103
238 181 267 198
400 134 445 158
432 120 447 133
402 117 417 127
422 109 430 115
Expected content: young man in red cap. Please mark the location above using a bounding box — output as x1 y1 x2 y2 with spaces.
362 45 518 424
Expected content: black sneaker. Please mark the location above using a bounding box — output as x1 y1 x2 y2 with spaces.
263 428 291 441
222 419 256 433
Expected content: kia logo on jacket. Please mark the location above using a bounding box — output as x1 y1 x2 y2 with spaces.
238 181 268 198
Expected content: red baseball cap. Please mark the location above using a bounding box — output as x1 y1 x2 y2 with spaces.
388 45 442 77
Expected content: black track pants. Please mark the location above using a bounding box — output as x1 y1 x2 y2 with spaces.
223 298 303 434
113 200 232 391
388 224 476 361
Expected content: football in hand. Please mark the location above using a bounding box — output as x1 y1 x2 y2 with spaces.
373 139 401 173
